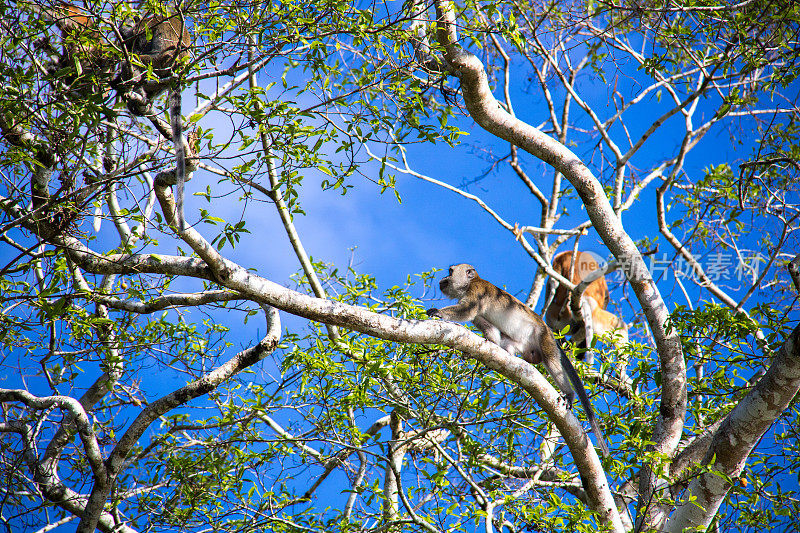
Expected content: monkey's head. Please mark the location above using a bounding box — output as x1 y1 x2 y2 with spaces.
439 263 478 298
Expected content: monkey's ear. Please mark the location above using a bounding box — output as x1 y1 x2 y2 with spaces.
426 308 441 318
467 268 476 278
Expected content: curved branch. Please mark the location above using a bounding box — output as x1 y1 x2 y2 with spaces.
383 412 443 533
0 422 136 533
429 3 686 529
86 289 246 314
0 390 107 486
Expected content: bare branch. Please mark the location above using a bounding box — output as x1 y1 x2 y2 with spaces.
0 390 108 486
76 305 281 532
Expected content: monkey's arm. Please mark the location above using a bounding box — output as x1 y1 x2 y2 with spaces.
426 300 480 322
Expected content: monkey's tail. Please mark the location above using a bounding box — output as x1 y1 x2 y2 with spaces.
170 89 186 233
561 352 610 458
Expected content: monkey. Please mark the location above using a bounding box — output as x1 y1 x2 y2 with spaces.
32 2 192 114
32 3 191 108
32 2 115 96
427 264 610 457
115 12 192 116
544 251 630 383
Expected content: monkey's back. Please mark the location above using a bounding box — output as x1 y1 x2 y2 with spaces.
129 14 191 70
478 280 549 346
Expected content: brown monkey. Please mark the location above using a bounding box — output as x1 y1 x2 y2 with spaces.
34 3 191 106
545 251 629 382
34 2 114 95
116 12 192 115
547 252 609 323
427 264 609 457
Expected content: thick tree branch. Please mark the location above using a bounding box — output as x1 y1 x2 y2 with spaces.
665 318 800 532
429 3 685 529
0 390 107 485
0 421 137 533
83 289 246 314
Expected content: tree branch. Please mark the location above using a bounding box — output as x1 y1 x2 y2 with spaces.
429 3 686 529
665 317 800 532
76 305 281 532
0 390 108 485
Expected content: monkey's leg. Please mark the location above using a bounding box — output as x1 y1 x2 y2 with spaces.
473 317 520 356
473 316 500 343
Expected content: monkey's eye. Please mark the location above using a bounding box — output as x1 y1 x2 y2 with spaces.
448 267 454 275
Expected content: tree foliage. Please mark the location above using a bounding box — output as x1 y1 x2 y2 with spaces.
1 0 799 532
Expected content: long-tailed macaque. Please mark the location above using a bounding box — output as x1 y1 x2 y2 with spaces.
427 264 609 457
544 251 629 382
116 12 192 115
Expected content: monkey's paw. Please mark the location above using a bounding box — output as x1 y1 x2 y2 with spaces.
426 308 441 318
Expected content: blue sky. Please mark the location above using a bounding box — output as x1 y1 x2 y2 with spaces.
1 10 798 529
